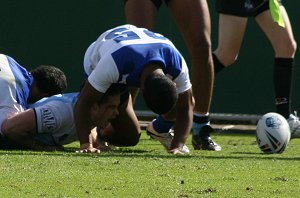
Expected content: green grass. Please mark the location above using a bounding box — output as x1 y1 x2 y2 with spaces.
0 132 299 198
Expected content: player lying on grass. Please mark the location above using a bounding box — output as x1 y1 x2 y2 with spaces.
0 54 67 148
0 85 120 151
75 24 195 154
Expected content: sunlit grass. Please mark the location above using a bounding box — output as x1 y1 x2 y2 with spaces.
0 132 299 197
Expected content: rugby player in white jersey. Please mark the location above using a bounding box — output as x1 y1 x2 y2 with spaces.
0 54 67 148
75 24 195 154
1 85 120 151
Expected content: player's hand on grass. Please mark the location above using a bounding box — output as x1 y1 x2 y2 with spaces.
168 148 185 155
169 141 190 155
78 143 100 153
96 143 115 152
92 138 115 152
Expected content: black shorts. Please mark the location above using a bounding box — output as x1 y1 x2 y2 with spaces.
215 0 282 17
124 0 170 10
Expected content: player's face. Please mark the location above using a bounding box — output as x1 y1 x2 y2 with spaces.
90 95 120 129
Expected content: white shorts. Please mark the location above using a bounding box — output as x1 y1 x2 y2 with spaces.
0 55 24 134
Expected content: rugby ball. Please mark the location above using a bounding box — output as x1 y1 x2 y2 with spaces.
256 112 290 154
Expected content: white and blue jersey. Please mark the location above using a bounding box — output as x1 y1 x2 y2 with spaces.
0 54 33 134
28 93 79 146
84 24 191 94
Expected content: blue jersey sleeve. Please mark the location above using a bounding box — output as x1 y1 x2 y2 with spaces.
6 56 33 108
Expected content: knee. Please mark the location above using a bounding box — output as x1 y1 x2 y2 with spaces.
214 49 239 66
221 55 238 66
190 38 211 58
276 39 297 57
287 40 297 56
184 30 212 59
123 133 141 146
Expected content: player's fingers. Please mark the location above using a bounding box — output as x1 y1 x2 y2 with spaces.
76 148 100 153
87 148 101 153
168 148 185 155
76 149 88 153
95 149 101 153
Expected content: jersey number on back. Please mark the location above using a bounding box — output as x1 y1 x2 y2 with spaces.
105 27 167 43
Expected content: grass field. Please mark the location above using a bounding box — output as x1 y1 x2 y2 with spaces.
0 131 299 198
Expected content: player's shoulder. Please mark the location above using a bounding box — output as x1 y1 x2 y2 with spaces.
29 92 79 107
48 92 79 104
0 54 21 68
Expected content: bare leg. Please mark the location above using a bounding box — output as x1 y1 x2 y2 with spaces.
125 0 158 30
214 14 248 66
255 8 296 58
168 0 213 114
256 7 297 118
125 0 158 103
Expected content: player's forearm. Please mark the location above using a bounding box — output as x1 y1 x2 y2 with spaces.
75 124 92 146
171 111 193 149
3 130 63 151
3 129 38 150
7 133 64 151
74 102 93 146
170 89 194 149
1 116 36 149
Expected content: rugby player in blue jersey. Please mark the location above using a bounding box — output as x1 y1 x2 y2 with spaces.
0 54 67 147
75 25 195 154
1 85 120 151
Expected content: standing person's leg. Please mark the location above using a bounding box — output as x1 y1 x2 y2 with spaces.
214 14 248 71
125 0 159 30
167 0 217 150
168 0 213 116
125 0 191 153
255 6 299 138
124 0 160 103
125 0 185 152
211 15 249 150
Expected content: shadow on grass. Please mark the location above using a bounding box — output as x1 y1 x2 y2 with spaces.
0 148 299 161
0 134 298 160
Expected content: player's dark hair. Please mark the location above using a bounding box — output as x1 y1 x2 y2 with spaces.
31 65 67 95
143 73 178 114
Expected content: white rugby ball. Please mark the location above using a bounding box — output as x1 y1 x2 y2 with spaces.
256 112 290 154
